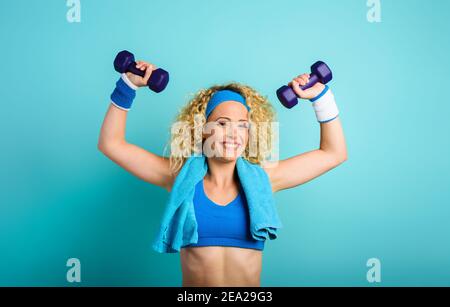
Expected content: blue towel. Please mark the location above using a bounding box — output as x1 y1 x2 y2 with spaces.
152 154 283 253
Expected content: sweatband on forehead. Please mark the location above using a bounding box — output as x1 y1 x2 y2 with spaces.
205 89 250 119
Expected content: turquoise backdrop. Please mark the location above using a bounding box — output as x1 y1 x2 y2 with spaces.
1 0 449 286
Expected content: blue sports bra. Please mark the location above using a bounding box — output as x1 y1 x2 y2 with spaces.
186 178 265 251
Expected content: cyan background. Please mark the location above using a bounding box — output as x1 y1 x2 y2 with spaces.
1 0 449 286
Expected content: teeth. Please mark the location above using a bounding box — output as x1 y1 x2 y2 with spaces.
223 142 239 148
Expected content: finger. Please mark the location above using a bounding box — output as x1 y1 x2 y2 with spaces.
297 73 308 81
300 74 309 85
143 64 154 83
143 62 154 70
291 79 305 98
135 61 144 69
295 77 306 87
136 61 150 70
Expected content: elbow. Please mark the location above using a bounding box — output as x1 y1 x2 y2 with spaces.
327 149 347 165
97 139 108 155
335 152 348 164
97 137 113 155
98 137 124 156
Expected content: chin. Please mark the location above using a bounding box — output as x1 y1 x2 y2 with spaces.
217 148 245 162
218 154 239 162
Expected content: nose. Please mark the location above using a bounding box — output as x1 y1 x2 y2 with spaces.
225 124 239 139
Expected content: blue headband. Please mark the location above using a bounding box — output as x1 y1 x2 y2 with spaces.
205 90 250 119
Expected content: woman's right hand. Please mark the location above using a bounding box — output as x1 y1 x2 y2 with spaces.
126 61 156 87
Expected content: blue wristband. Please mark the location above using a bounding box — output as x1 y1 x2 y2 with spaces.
110 77 137 111
310 85 329 103
308 84 339 123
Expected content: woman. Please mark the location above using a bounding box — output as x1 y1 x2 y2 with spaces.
98 60 348 287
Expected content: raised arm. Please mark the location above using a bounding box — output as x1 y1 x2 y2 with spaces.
97 61 176 192
263 73 347 192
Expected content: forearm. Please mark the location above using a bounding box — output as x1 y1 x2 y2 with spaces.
319 116 347 161
98 103 128 150
98 73 138 150
309 86 347 161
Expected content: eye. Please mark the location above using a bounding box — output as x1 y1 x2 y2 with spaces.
217 121 227 126
239 122 250 129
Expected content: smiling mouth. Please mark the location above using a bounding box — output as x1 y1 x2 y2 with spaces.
222 141 241 149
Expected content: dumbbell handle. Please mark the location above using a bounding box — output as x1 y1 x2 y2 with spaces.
300 74 319 91
126 62 146 78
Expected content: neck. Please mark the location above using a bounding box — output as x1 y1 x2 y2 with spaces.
205 157 238 188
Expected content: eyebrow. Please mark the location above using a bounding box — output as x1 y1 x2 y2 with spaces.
215 117 248 122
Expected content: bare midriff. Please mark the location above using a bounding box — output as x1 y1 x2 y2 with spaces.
180 246 263 286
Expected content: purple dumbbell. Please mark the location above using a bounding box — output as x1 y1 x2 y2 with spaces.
114 50 169 93
276 61 332 108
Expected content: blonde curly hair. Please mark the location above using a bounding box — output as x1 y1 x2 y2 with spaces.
163 82 277 175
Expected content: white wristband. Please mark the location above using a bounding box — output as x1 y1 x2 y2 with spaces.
121 73 139 90
310 86 339 123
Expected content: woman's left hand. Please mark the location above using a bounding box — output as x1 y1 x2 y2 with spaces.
288 73 325 100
